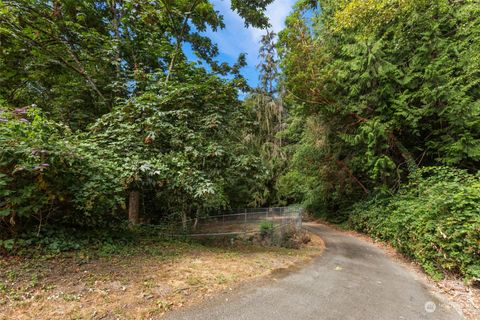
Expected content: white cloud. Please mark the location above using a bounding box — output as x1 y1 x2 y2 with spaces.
248 0 296 42
210 0 295 65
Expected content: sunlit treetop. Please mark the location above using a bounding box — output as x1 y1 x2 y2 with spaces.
331 0 430 33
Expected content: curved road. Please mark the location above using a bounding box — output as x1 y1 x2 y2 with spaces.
165 223 463 320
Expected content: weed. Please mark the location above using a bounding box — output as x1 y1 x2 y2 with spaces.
156 299 174 311
216 274 228 284
186 276 203 286
259 221 274 239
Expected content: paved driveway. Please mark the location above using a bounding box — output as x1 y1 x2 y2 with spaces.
164 223 463 320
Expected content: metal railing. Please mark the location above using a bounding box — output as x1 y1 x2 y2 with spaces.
165 207 303 238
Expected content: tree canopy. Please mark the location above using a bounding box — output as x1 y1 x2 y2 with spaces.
277 0 480 215
0 0 272 238
0 0 274 128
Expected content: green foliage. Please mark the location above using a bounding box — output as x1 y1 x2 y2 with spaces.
348 167 480 281
332 0 427 33
278 0 480 217
0 0 272 128
0 67 264 242
88 70 262 220
276 0 480 281
1 0 478 292
0 107 124 238
0 0 273 246
243 31 289 206
0 224 184 257
259 220 274 238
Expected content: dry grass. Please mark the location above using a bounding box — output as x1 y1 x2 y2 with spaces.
0 234 323 320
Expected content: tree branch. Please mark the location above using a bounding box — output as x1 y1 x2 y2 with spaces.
165 0 202 83
335 159 370 194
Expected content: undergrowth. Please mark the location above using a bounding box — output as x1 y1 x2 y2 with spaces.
348 166 480 282
0 224 189 258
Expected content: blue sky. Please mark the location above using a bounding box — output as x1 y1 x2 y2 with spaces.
188 0 296 88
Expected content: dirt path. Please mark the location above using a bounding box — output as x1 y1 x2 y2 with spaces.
164 223 464 320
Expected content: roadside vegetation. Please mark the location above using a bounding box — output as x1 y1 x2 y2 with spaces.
348 167 479 280
0 0 479 317
0 0 278 253
276 0 479 282
0 2 321 317
0 232 322 319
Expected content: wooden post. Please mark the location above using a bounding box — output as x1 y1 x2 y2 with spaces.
244 209 247 237
193 209 200 231
128 190 140 226
181 211 187 231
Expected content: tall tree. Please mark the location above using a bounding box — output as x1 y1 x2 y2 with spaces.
243 30 288 205
0 0 275 128
277 0 480 217
0 0 276 232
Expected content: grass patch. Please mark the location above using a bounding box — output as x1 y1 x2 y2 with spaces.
0 229 323 319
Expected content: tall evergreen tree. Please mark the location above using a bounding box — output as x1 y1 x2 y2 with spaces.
278 0 480 216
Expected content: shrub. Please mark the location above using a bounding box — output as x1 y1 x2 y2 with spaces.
278 224 299 249
348 166 480 282
299 230 311 244
0 76 265 252
0 107 125 244
259 221 274 239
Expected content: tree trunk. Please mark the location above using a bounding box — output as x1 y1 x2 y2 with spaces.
128 190 140 225
389 133 417 173
193 208 200 231
181 211 187 231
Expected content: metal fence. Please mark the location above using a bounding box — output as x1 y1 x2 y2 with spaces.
165 207 303 238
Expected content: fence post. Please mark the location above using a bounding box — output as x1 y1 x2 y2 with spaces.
244 209 247 237
298 209 302 230
280 216 285 241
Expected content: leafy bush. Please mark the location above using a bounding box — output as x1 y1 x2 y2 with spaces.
259 221 274 239
1 224 167 256
348 166 480 281
0 107 125 241
0 73 265 249
86 74 263 223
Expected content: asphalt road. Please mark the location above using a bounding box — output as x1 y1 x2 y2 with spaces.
164 223 463 320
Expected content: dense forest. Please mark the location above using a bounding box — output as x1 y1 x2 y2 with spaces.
275 0 480 280
0 0 273 234
0 0 479 281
